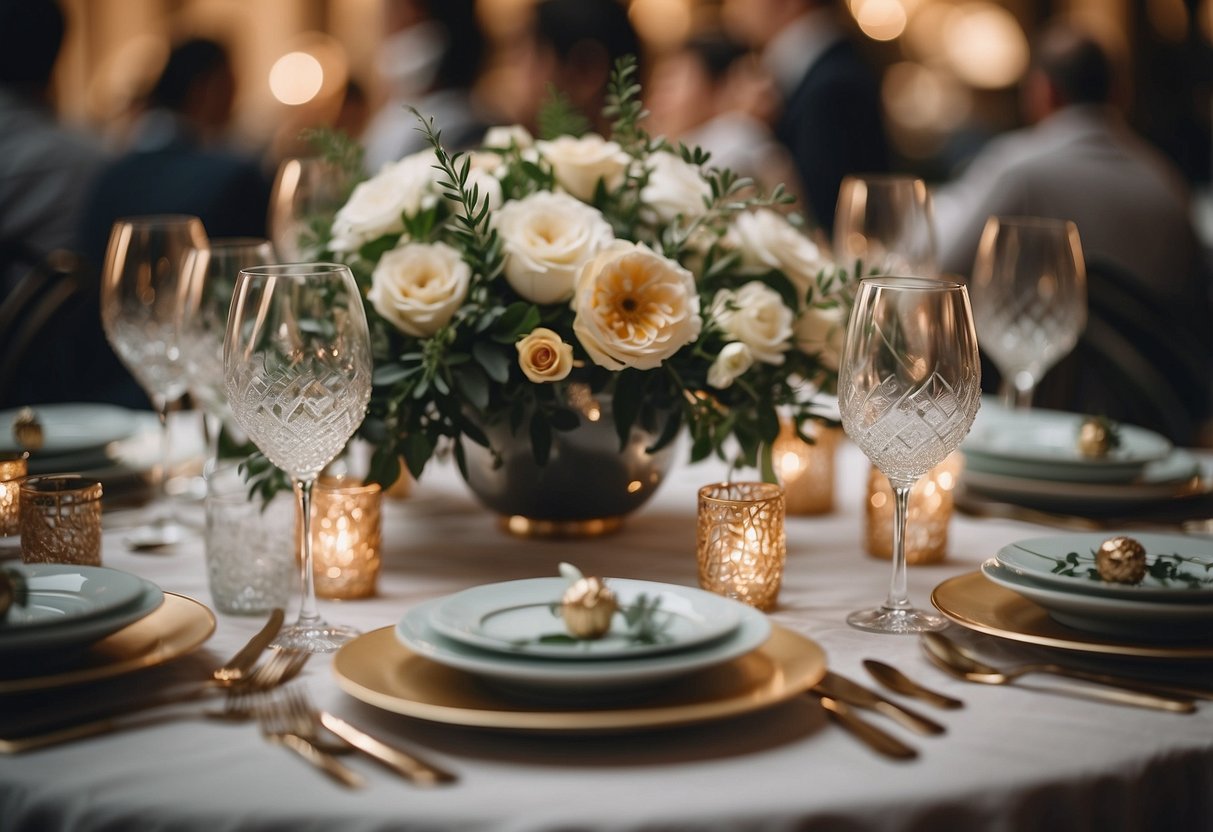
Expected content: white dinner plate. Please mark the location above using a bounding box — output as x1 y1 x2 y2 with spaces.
980 560 1213 639
960 448 1205 511
0 403 139 458
428 577 743 660
994 533 1213 603
962 405 1171 483
1 564 148 630
397 597 771 692
0 581 164 656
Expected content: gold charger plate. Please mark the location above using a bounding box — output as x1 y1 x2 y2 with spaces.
932 572 1213 659
332 624 826 732
0 592 216 694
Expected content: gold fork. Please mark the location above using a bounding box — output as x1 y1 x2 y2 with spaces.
254 686 364 788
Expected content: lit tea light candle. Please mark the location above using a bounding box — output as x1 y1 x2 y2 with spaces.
865 452 962 565
697 482 786 610
0 453 28 537
20 475 103 566
772 419 841 515
310 475 382 599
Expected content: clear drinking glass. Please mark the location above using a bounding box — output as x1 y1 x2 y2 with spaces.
838 276 982 633
834 175 937 277
179 237 276 470
223 263 372 652
268 157 350 261
100 214 210 548
969 216 1087 409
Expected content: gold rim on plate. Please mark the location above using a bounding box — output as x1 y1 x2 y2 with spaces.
932 572 1213 659
332 624 826 731
0 592 216 694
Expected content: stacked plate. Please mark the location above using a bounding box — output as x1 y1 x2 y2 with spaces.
979 533 1213 639
334 577 828 731
0 563 164 658
960 404 1206 511
0 404 140 475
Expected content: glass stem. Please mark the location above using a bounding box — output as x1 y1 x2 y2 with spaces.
202 412 221 475
152 394 176 525
999 373 1035 409
295 477 321 628
884 480 914 612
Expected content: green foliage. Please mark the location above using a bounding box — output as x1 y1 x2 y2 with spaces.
537 85 590 139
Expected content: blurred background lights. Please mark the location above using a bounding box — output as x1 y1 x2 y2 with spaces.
852 0 908 42
269 50 324 105
629 0 693 52
943 2 1030 89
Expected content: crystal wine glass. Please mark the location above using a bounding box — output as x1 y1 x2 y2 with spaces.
179 237 276 470
969 216 1087 409
268 157 350 261
834 175 937 277
838 276 982 633
100 214 210 548
223 263 372 652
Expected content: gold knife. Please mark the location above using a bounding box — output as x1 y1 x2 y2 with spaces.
815 671 947 736
813 694 918 760
213 608 285 683
319 711 456 785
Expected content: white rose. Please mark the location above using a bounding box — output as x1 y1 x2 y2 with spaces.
573 241 702 371
708 342 754 389
711 281 794 365
367 241 470 337
731 209 830 302
483 124 533 150
330 150 440 252
795 304 847 371
494 191 615 305
537 134 629 202
642 151 711 223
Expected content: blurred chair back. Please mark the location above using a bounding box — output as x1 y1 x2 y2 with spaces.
0 250 85 408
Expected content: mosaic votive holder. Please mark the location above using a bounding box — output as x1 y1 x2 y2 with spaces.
697 482 786 611
310 475 382 599
772 420 840 515
864 452 962 565
0 453 29 537
19 475 103 565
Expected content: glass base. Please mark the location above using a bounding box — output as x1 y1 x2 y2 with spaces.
125 518 193 551
272 622 360 653
847 605 947 634
499 515 623 538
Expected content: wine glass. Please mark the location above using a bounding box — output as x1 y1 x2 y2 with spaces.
268 157 350 261
223 263 372 652
969 216 1086 409
838 276 982 633
179 237 276 470
100 214 210 548
834 175 937 277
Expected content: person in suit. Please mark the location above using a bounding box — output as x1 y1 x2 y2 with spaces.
726 0 890 230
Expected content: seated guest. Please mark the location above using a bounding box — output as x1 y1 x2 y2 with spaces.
934 24 1212 444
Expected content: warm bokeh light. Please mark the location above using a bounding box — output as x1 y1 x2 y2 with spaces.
629 0 693 51
1148 0 1190 41
882 61 970 132
903 1 952 63
853 0 908 42
269 50 324 105
943 2 1030 89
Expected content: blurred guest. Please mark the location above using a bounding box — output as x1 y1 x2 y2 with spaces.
646 33 798 197
726 0 889 230
362 0 490 170
935 25 1212 443
0 0 105 295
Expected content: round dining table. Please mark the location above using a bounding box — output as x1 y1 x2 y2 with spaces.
1 436 1210 832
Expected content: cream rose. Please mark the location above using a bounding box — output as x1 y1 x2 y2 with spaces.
330 150 439 252
731 209 830 302
367 241 470 337
642 151 711 223
795 304 847 371
711 281 794 365
537 134 629 202
572 241 702 371
708 342 754 389
494 191 615 305
516 327 575 383
483 124 533 150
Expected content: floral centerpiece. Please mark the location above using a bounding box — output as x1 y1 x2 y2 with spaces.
298 59 851 515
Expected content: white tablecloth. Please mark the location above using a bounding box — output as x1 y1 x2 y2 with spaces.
1 440 1211 832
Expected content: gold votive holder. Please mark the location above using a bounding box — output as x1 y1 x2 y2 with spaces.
0 453 29 537
772 420 840 515
865 452 962 565
19 475 103 565
310 475 382 599
697 482 786 611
